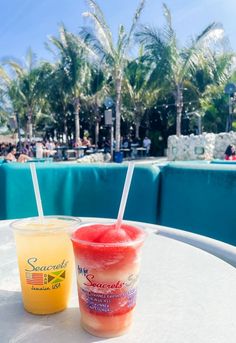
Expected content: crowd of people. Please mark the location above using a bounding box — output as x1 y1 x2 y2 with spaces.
0 142 35 161
0 141 58 162
3 137 235 163
2 139 236 163
0 134 152 163
120 136 152 157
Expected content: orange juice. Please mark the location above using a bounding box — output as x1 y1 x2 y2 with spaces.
12 216 80 315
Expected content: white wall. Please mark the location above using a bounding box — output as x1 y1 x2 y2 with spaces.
167 132 236 160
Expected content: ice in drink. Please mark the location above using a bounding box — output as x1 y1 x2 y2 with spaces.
71 222 146 337
12 216 80 315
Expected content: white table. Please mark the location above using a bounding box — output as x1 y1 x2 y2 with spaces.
1 219 236 343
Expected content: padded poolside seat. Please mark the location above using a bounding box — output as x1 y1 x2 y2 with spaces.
159 162 236 245
0 163 160 224
211 159 236 165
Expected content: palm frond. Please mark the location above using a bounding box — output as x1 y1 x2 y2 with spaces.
208 53 233 85
44 41 58 59
59 24 69 49
79 27 109 62
179 23 224 82
163 3 172 30
162 3 176 46
126 0 146 49
83 0 113 56
136 25 160 46
48 36 65 54
117 25 127 60
0 67 11 85
74 34 99 61
25 48 37 72
7 61 25 78
85 0 112 43
83 12 112 54
195 22 219 44
183 79 200 97
136 25 173 86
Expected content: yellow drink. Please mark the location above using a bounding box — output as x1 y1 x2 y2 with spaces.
12 216 80 315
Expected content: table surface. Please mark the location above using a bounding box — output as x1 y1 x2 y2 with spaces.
1 219 236 343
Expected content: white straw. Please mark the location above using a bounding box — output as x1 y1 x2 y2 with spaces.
30 163 44 220
116 162 135 230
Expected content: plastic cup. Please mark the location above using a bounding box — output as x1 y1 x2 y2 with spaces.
12 216 81 315
71 222 146 338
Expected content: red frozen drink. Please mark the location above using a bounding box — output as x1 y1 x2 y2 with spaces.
71 222 146 337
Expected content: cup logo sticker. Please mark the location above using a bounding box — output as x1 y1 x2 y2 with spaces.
77 264 138 314
25 257 68 290
25 270 66 285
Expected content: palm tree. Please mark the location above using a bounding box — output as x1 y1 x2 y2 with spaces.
124 51 161 138
0 66 26 144
0 78 10 127
197 53 234 132
83 66 110 147
0 49 45 141
137 3 225 136
79 0 146 152
40 62 74 142
49 25 89 142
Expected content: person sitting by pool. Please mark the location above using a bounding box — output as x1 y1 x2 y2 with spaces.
4 146 31 163
74 137 82 148
81 136 91 148
224 144 236 160
143 136 151 156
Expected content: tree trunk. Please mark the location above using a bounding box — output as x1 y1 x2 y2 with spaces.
145 110 150 136
24 123 28 143
135 116 141 139
94 97 100 148
75 111 80 142
175 84 183 136
95 121 99 149
27 108 33 142
74 98 80 142
64 117 68 144
115 78 122 152
15 111 22 150
226 95 233 132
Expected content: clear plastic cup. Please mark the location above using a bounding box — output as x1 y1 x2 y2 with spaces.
12 216 81 314
71 221 146 337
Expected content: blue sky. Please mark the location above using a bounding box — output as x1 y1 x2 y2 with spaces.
0 0 235 62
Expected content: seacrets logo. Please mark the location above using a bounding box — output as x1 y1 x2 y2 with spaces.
24 257 68 288
25 257 68 272
77 264 138 289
